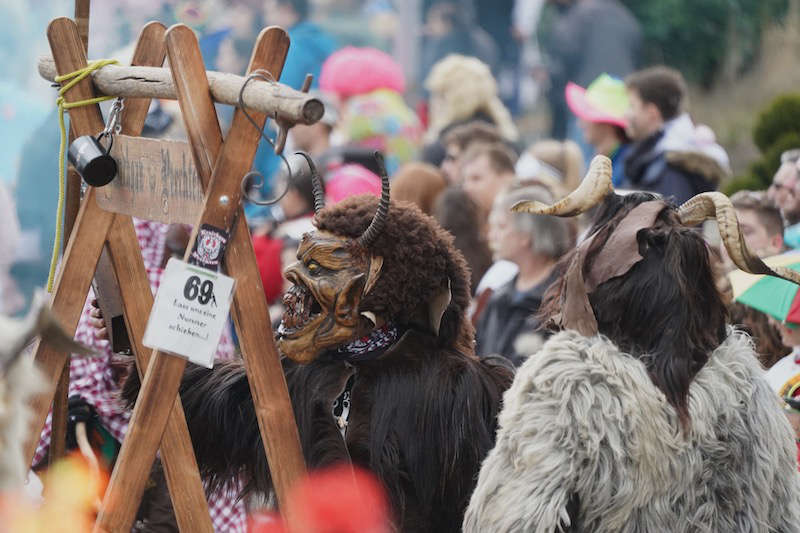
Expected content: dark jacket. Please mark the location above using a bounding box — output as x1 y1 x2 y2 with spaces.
622 129 716 204
475 271 557 365
548 0 642 88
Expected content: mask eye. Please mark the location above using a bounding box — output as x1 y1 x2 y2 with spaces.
307 260 321 275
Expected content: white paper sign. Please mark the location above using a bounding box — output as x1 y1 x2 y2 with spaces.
143 258 235 368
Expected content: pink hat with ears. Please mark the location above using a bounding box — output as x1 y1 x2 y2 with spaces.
325 164 382 204
319 47 406 99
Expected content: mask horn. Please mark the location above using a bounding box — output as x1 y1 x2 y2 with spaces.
511 155 613 217
678 191 800 285
357 151 390 248
295 151 325 213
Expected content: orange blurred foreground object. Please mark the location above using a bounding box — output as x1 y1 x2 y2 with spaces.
248 465 391 533
0 453 105 533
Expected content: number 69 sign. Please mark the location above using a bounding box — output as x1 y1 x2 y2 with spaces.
143 257 236 368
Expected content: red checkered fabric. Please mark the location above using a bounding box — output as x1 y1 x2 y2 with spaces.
34 220 246 531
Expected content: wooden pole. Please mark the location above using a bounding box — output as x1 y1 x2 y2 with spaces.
38 58 324 125
49 0 91 466
28 21 213 533
95 24 305 532
25 17 114 464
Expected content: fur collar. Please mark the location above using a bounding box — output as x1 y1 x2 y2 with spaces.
464 329 800 532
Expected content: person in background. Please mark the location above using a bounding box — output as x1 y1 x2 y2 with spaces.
725 190 790 370
517 138 584 192
390 162 447 216
263 0 338 90
622 66 730 204
249 0 339 224
320 46 422 175
439 122 507 184
422 54 519 166
420 1 499 84
730 190 785 257
768 149 800 248
0 181 22 315
433 187 493 296
539 0 641 144
474 0 522 114
289 91 339 159
566 73 630 186
475 184 574 364
460 143 518 224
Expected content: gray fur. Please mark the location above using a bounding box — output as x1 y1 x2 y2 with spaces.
464 329 800 532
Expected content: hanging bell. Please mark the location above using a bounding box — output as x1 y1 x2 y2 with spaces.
68 133 118 187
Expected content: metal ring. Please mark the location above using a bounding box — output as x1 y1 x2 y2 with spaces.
237 70 295 206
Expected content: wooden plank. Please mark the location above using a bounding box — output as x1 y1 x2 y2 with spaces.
215 28 306 509
48 365 69 465
74 0 90 52
37 58 324 125
99 21 216 533
94 24 223 533
106 217 214 533
52 2 91 462
96 25 304 532
24 17 114 466
97 135 203 224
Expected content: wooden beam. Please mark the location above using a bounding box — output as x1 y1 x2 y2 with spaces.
103 21 216 533
38 57 323 125
95 24 305 532
105 218 215 533
25 17 113 466
95 24 224 532
51 0 92 466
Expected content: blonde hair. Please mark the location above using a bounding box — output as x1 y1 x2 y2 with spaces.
424 55 518 143
528 140 585 192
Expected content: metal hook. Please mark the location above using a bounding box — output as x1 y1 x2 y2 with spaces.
238 69 294 206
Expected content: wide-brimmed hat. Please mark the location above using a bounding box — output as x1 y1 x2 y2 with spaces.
566 74 629 128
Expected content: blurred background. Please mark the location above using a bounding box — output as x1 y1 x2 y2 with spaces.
4 0 800 316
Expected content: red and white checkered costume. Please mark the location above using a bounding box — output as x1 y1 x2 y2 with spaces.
34 219 246 532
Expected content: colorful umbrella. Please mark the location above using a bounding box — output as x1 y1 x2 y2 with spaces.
730 251 800 324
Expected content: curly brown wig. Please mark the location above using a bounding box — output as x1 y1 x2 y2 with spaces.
314 195 473 350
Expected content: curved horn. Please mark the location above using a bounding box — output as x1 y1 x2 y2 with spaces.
511 155 613 216
357 151 390 248
679 192 800 285
295 151 325 213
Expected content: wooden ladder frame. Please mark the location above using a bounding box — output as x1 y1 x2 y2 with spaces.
26 17 306 532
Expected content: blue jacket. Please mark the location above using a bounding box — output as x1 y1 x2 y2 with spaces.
247 22 337 225
281 21 338 89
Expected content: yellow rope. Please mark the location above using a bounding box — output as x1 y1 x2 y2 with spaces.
47 59 118 292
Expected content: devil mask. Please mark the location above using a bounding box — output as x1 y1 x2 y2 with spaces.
276 152 471 364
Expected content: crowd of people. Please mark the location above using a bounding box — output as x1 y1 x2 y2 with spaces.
5 0 800 531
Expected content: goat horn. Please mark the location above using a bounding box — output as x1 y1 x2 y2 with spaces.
295 151 325 214
511 155 613 216
678 192 800 285
357 151 390 248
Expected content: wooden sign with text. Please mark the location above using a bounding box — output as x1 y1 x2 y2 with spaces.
98 134 204 224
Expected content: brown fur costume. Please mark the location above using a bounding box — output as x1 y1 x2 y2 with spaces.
125 195 513 532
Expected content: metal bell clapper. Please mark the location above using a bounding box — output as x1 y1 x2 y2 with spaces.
68 132 118 187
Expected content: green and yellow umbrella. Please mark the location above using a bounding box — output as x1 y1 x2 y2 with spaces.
730 252 800 325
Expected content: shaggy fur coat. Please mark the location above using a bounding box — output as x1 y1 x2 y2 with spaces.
464 330 800 532
175 332 511 532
